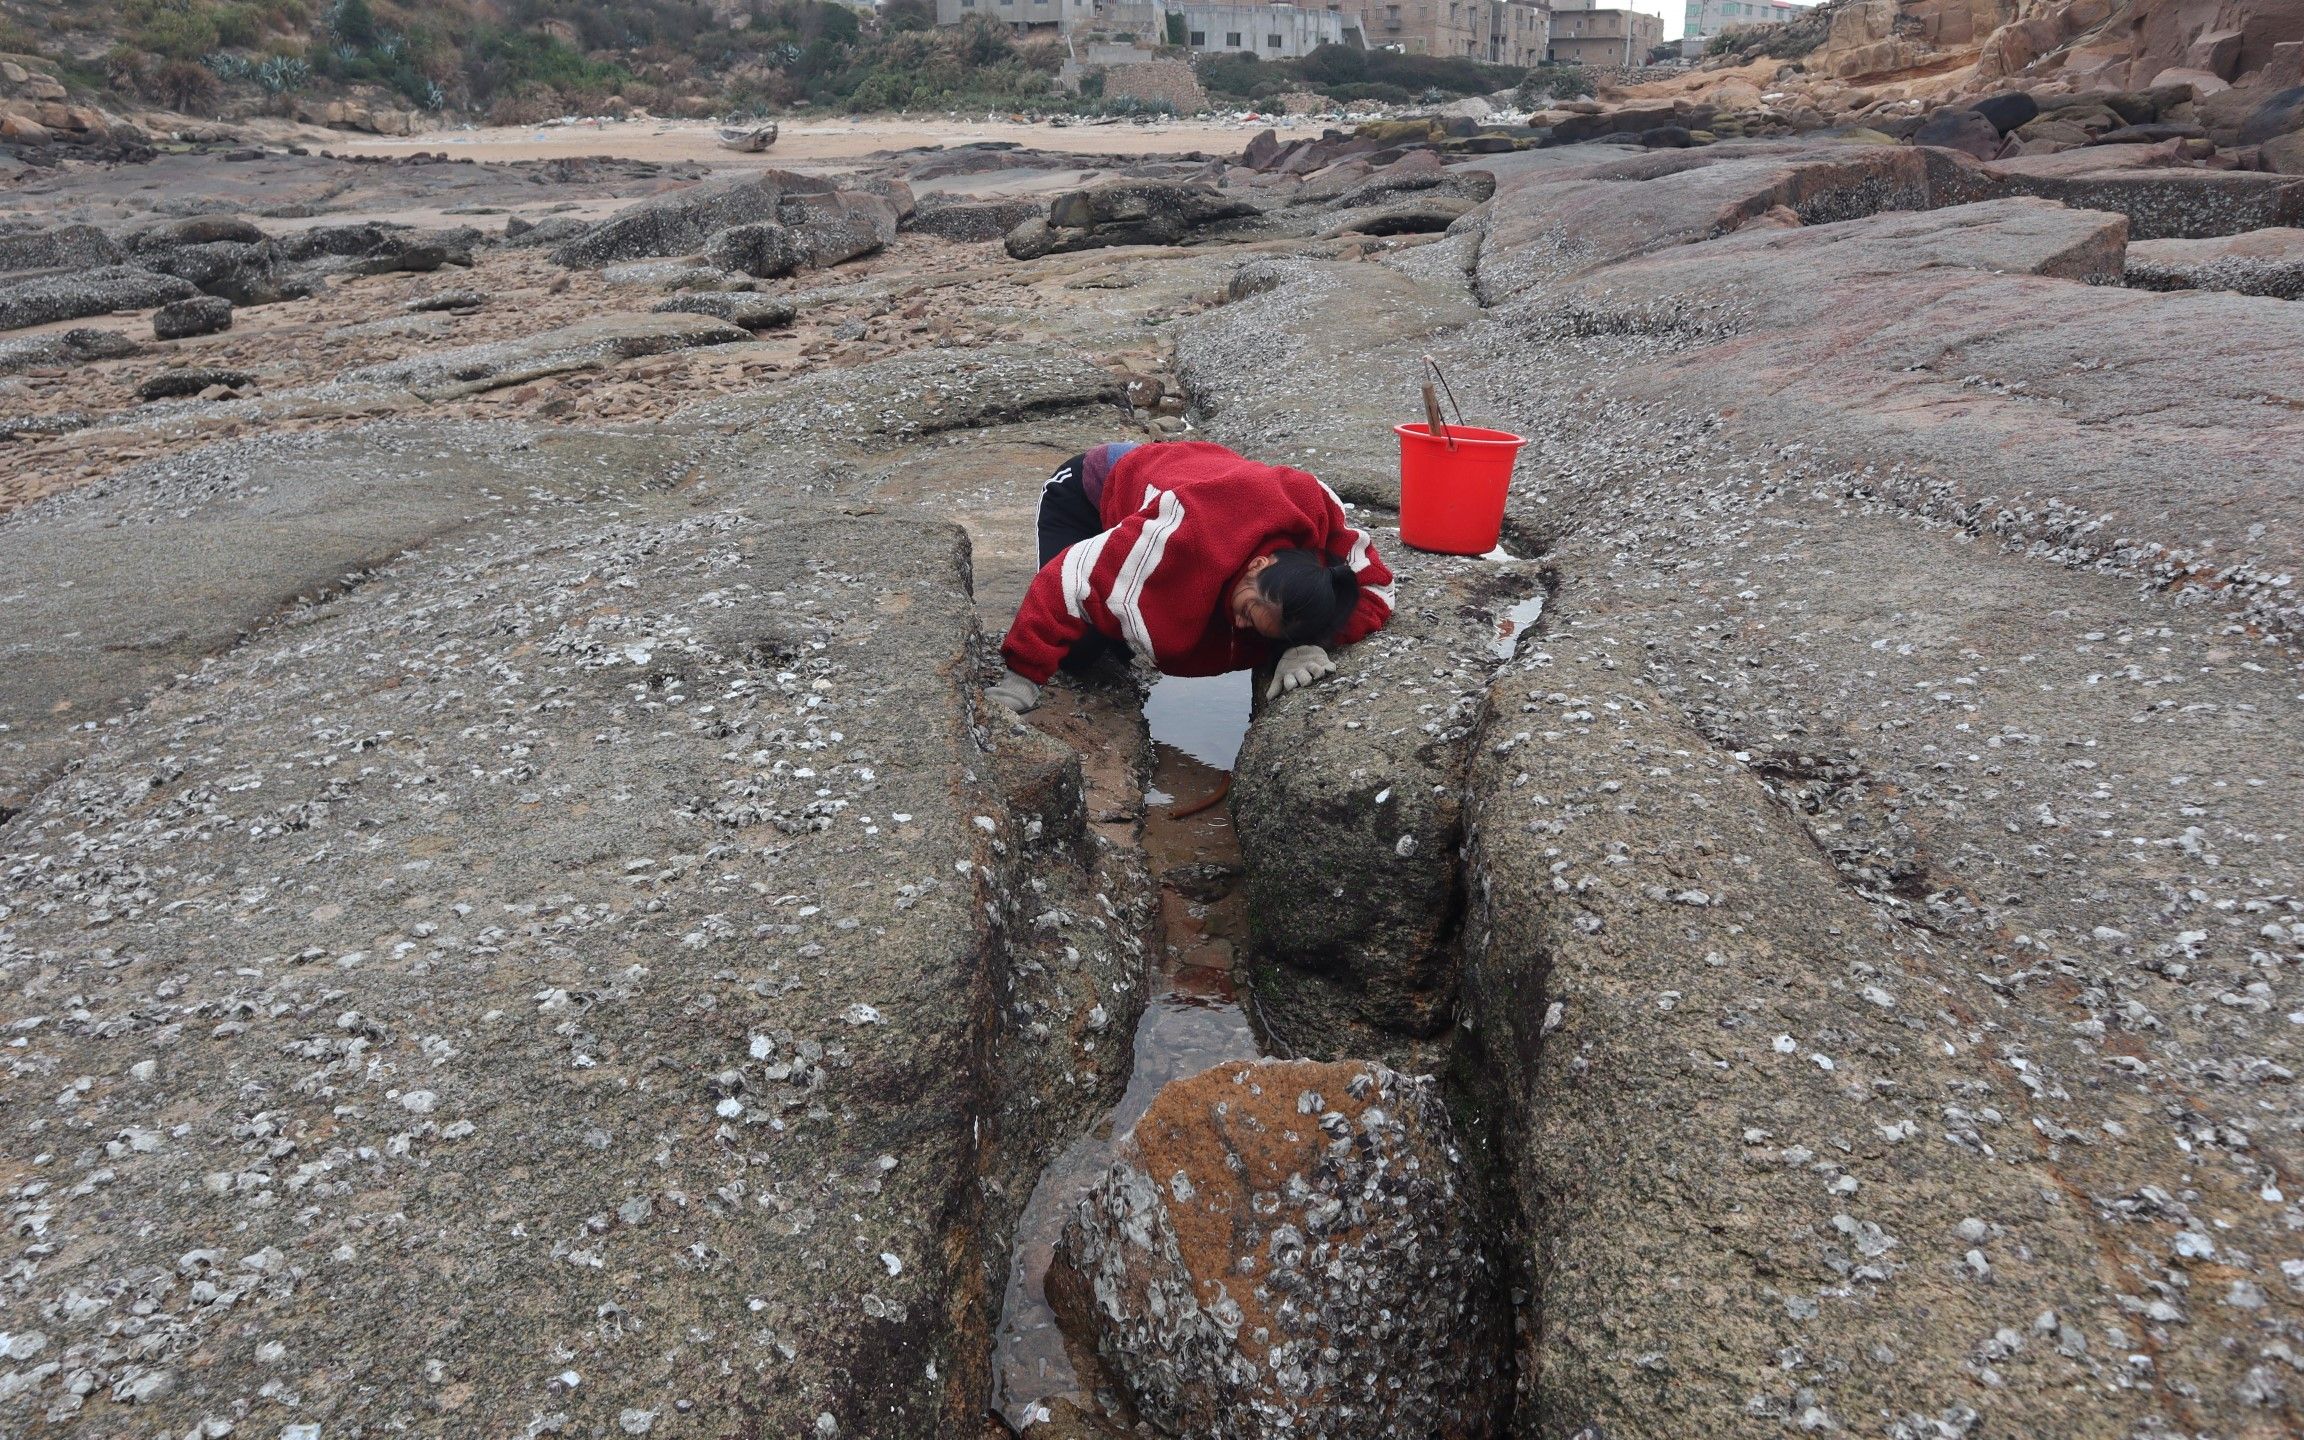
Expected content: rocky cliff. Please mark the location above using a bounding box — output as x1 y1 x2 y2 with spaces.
1805 0 2302 93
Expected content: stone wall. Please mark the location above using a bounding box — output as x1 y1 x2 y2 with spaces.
1099 57 1211 113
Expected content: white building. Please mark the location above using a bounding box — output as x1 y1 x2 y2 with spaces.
1681 0 1813 44
1176 3 1352 59
936 0 1097 36
952 0 1356 58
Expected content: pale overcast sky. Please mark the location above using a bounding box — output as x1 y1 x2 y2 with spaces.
1637 0 1684 43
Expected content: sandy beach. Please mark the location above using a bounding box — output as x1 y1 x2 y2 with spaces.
321 113 1315 168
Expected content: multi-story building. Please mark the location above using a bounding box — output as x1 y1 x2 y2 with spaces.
1545 0 1663 65
1177 3 1354 58
939 0 1537 67
1681 0 1810 44
951 0 1353 50
935 0 1097 37
1345 0 1480 57
1483 0 1551 65
1333 0 1543 60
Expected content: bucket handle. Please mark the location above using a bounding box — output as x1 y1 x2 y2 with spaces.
1421 354 1468 451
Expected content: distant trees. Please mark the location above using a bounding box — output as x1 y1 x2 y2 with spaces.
57 0 1090 119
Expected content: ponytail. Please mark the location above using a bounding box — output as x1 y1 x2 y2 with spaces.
1258 549 1361 646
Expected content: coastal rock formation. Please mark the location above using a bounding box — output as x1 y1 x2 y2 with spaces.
1811 0 2301 88
701 191 898 278
549 168 844 268
0 221 126 272
137 364 253 400
911 197 1045 242
2124 222 2304 292
139 238 315 306
1048 1059 1509 1439
1004 180 1259 260
0 326 136 372
2 110 2301 1440
0 264 195 331
0 414 1153 1437
1194 140 2304 1436
650 291 799 329
338 312 754 401
1231 537 1543 1046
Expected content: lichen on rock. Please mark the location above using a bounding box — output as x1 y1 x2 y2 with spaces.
1048 1058 1511 1440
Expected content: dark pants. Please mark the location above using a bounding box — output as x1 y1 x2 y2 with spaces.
1037 453 1115 673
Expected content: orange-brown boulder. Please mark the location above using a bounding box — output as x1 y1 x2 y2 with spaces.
1049 1058 1510 1439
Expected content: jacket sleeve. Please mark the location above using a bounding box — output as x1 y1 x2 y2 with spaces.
1318 486 1396 648
999 516 1142 684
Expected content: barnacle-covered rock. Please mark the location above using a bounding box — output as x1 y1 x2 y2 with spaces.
1049 1058 1509 1440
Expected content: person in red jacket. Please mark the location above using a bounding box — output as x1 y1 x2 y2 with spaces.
987 440 1396 715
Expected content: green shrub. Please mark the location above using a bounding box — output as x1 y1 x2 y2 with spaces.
1205 41 1521 106
883 0 933 32
327 0 376 48
1196 50 1261 99
129 1 222 60
1322 81 1411 104
1357 49 1516 96
213 4 269 47
464 28 628 102
947 13 1009 67
1515 64 1593 104
150 56 224 111
507 0 716 52
256 53 311 93
79 0 1149 117
1295 42 1366 86
109 45 153 89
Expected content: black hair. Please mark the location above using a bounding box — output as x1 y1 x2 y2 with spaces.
1257 548 1361 646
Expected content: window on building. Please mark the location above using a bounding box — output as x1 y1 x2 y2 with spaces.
1189 28 1206 42
1226 30 1242 44
1267 32 1282 47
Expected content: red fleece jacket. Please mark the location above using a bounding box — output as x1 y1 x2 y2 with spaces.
1001 441 1396 684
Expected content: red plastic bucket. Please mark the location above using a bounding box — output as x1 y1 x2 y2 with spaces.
1395 422 1526 555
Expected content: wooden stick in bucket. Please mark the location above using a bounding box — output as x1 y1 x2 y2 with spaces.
1421 355 1463 449
1421 382 1451 446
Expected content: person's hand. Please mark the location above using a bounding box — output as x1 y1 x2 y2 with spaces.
1266 645 1336 700
987 669 1041 716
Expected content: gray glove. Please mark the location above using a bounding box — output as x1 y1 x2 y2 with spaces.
987 668 1041 715
1266 644 1336 700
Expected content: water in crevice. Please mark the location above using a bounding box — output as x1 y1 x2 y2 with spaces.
1492 593 1545 662
992 668 1264 1432
1142 669 1254 773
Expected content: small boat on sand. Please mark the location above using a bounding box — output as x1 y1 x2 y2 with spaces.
716 123 779 153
